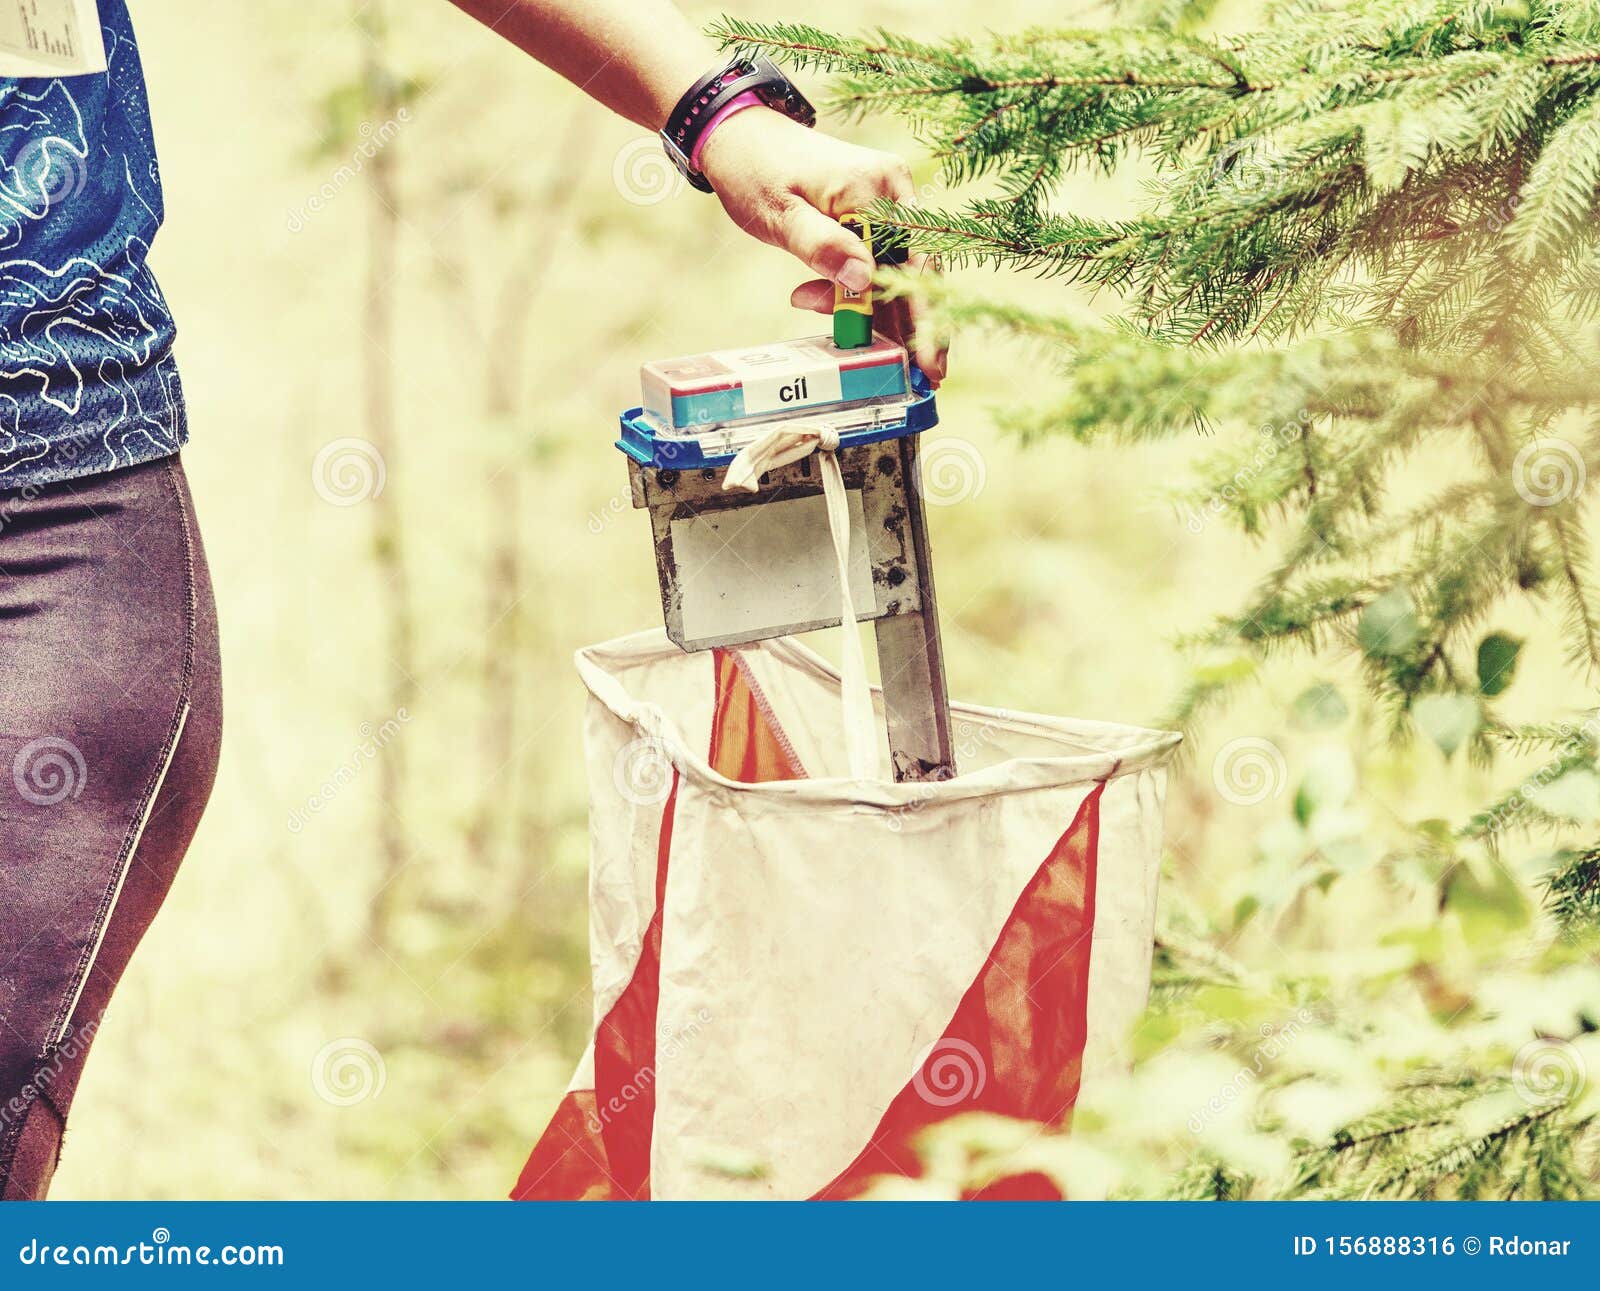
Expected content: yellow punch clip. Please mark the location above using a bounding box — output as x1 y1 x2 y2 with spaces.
833 214 875 349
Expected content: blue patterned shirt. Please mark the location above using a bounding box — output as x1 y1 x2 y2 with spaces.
0 0 183 489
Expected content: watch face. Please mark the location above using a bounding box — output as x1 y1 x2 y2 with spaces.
787 91 817 128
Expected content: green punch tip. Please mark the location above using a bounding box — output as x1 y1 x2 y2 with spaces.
833 308 872 350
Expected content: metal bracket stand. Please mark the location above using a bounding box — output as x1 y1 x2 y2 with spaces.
627 435 955 782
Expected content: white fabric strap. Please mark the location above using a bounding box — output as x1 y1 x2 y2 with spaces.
725 425 879 779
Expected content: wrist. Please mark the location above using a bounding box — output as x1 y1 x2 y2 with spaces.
697 106 802 189
658 55 815 194
688 90 764 173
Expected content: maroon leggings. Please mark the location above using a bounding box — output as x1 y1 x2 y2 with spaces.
0 456 221 1198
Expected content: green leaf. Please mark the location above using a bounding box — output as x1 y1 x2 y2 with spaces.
1292 683 1349 729
1357 587 1421 659
1294 745 1356 824
1413 693 1482 758
1443 861 1531 941
1476 633 1522 696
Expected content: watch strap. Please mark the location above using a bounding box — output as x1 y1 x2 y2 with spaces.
660 56 815 193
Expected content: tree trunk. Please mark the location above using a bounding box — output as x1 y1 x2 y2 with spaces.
357 1 415 947
463 119 587 876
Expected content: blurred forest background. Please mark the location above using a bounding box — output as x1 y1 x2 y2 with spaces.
52 0 1599 1199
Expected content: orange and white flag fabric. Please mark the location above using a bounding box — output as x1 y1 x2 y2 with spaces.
513 630 1178 1201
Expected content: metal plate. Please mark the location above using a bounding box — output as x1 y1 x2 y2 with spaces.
630 448 923 652
670 490 876 645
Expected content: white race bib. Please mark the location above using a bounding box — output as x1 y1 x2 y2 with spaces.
0 1 107 78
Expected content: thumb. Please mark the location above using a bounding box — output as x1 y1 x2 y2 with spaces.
778 201 874 293
789 278 836 314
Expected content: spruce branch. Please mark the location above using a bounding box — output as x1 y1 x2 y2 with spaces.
737 0 1600 1202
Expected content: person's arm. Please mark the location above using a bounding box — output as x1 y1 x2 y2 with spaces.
444 0 946 383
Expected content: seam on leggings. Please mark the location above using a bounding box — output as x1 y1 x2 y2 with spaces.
0 462 199 1189
0 1080 68 1196
41 459 199 1050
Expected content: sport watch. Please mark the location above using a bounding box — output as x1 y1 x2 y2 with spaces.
660 55 817 193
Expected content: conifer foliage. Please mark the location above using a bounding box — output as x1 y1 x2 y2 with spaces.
717 1 1600 346
716 1 1600 1199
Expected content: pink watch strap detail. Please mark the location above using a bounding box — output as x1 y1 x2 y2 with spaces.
689 90 764 173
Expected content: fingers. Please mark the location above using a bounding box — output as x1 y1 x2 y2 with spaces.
824 153 916 216
911 321 949 386
879 296 944 388
779 201 875 292
905 251 949 385
877 293 917 359
790 282 947 388
908 260 940 385
789 278 835 314
781 150 946 386
775 148 915 289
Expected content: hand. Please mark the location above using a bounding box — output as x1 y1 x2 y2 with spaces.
698 107 948 386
